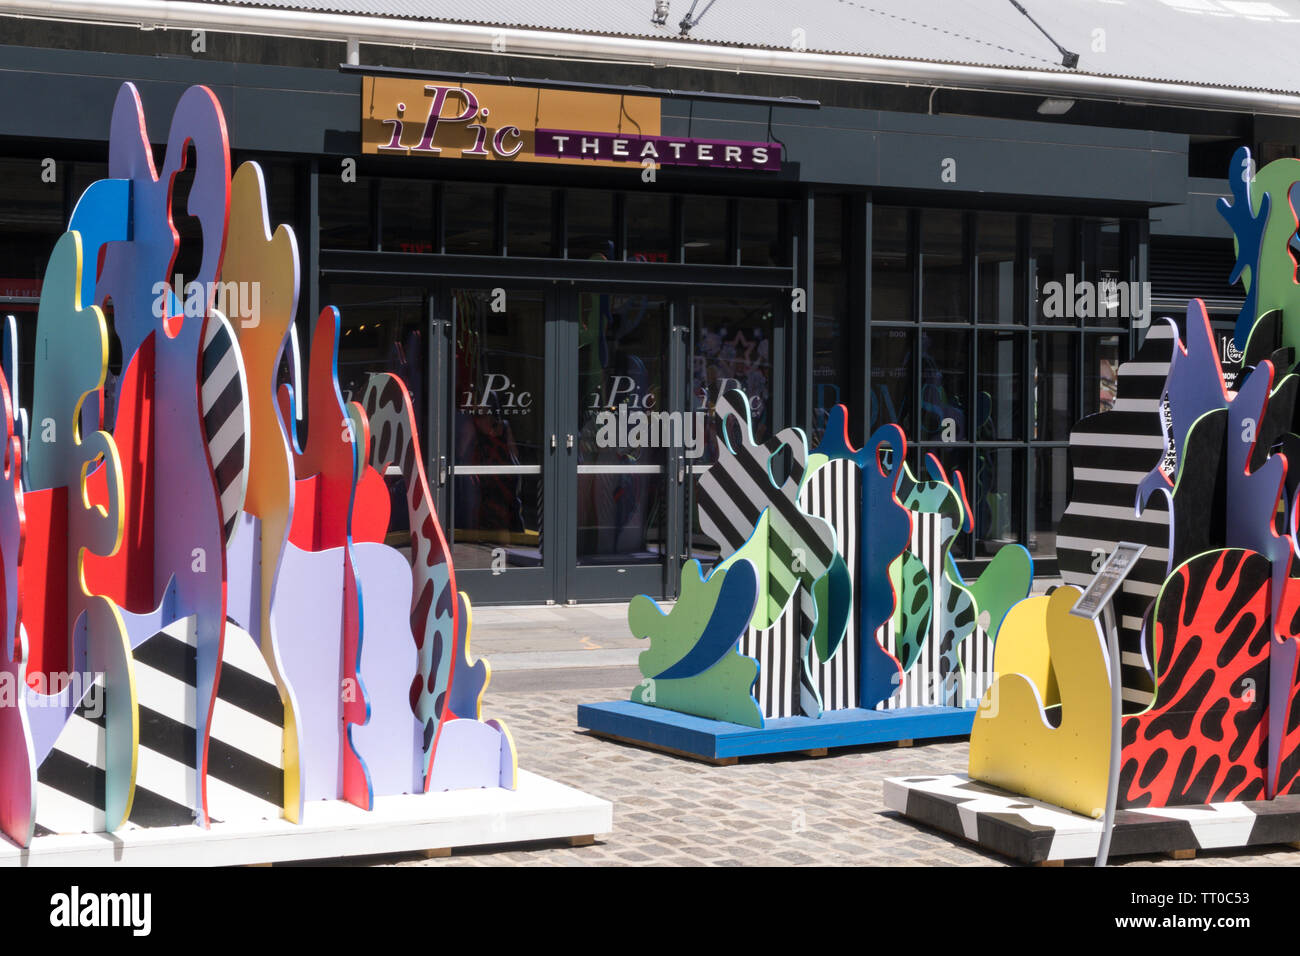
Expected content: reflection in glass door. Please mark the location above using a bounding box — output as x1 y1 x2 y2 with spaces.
687 295 780 568
324 282 429 554
449 288 552 600
569 290 673 601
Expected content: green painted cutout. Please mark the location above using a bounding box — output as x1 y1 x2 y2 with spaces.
628 560 763 728
967 544 1034 644
893 550 933 671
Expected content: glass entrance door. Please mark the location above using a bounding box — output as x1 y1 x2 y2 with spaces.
448 287 555 602
566 289 682 602
441 285 786 606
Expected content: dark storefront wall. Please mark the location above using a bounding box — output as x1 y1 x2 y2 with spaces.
319 174 796 605
0 42 1195 603
812 195 1144 576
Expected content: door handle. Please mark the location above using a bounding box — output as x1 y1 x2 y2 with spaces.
566 434 575 450
551 434 557 449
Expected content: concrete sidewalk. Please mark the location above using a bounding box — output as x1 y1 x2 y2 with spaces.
471 603 646 692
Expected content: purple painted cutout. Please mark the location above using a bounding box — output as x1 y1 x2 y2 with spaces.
425 718 505 792
117 578 179 650
272 541 344 802
97 83 230 369
349 541 422 796
1137 304 1232 522
224 513 261 637
446 592 487 719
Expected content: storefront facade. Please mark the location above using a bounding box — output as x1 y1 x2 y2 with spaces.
0 15 1252 605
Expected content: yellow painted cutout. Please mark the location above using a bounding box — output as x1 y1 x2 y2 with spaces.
221 162 303 821
989 594 1059 708
969 585 1110 818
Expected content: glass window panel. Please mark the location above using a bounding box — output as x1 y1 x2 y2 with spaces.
626 192 672 263
326 284 427 424
324 283 426 555
692 296 777 461
690 296 777 564
977 212 1020 324
973 447 1023 557
567 189 616 260
505 186 553 258
443 183 497 255
0 159 58 417
872 206 913 322
870 327 914 438
741 198 783 265
452 289 545 569
1033 332 1076 441
814 196 849 448
1084 332 1125 416
319 174 374 249
1031 447 1069 561
976 329 1024 440
1085 220 1125 327
683 196 729 264
380 178 434 253
918 446 972 560
1030 215 1078 325
919 327 970 442
265 161 299 240
920 209 968 323
576 293 669 566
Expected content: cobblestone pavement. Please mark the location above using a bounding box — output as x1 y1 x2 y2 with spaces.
367 681 1300 868
306 602 1299 867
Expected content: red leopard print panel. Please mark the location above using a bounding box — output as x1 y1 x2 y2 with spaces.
1271 577 1300 794
1119 549 1270 808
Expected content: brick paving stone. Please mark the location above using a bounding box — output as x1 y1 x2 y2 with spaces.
378 680 1300 867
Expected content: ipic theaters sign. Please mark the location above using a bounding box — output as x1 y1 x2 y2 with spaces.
361 77 782 172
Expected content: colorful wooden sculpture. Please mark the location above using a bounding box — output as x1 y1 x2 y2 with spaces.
969 586 1112 819
220 159 303 820
890 150 1300 863
0 80 524 848
360 372 460 784
0 368 34 847
598 397 1031 747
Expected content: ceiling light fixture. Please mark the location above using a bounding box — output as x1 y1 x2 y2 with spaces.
1037 97 1076 115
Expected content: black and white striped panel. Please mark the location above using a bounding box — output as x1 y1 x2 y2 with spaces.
206 620 286 823
34 677 108 836
201 309 250 544
738 599 798 719
128 618 200 828
959 605 995 705
802 458 858 712
1056 322 1175 712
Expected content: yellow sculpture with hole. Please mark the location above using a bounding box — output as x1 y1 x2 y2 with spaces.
969 585 1111 818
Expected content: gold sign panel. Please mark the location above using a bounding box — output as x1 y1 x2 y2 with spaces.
361 76 662 167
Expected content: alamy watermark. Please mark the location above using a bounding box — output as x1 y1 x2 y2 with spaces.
1040 274 1150 326
4 670 104 718
594 405 706 458
151 276 261 327
591 375 706 458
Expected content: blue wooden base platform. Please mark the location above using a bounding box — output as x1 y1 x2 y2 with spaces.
576 700 976 763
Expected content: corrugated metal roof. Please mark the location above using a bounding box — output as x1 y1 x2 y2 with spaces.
193 0 1300 97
